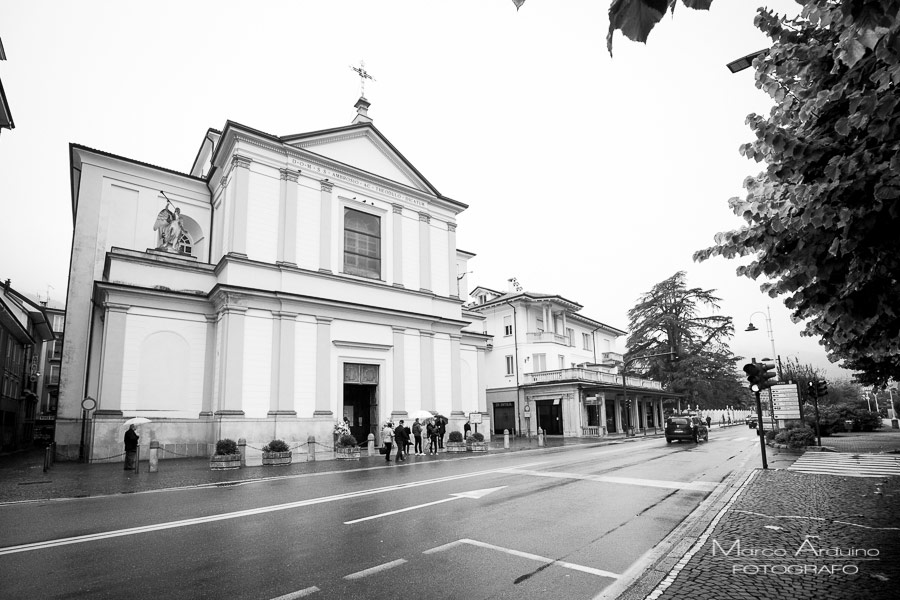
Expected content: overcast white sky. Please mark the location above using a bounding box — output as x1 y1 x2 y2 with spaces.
0 0 850 379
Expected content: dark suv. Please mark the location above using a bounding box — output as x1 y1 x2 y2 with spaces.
665 415 709 443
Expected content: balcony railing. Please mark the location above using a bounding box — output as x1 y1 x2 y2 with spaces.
526 331 570 345
523 368 663 390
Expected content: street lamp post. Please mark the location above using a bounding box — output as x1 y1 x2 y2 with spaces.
745 307 780 379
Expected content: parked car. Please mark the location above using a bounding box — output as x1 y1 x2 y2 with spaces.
747 415 758 429
665 415 708 443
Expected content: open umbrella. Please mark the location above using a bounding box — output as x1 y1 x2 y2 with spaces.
123 417 152 427
410 409 435 422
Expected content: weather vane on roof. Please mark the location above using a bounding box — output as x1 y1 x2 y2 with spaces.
350 60 375 97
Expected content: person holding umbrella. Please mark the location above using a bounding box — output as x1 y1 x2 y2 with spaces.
124 425 139 470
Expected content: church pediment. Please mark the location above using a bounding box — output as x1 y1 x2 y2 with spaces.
283 124 437 196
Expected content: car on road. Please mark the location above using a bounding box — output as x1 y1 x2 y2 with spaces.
665 415 708 443
746 415 758 429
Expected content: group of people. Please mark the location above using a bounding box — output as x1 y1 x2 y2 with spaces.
381 417 445 462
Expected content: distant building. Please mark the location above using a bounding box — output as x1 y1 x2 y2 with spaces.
0 280 53 450
35 302 64 444
468 281 678 437
59 98 489 462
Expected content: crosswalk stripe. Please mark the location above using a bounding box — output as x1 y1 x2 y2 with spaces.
788 452 900 477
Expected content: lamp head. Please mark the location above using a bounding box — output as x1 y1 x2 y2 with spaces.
745 323 759 332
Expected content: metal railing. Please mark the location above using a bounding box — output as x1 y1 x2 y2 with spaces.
523 368 663 390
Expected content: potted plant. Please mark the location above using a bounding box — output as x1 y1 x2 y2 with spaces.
209 438 241 470
262 439 292 466
335 433 360 460
466 431 489 452
446 430 467 453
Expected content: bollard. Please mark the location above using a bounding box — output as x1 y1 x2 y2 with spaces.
149 440 159 473
503 429 510 449
135 446 141 474
308 435 316 461
367 433 375 457
537 428 544 447
238 438 247 468
43 445 51 472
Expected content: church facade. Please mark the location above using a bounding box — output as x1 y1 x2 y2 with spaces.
57 99 490 462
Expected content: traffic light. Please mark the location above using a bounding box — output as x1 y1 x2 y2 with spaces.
757 362 777 389
743 363 760 392
807 381 817 399
816 379 828 397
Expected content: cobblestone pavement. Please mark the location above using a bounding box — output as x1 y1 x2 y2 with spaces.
622 427 900 600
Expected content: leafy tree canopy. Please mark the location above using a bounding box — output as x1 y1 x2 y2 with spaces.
626 272 747 408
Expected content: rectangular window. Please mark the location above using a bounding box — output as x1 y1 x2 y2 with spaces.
52 314 65 333
532 353 546 372
49 365 60 386
47 340 62 360
343 208 381 279
505 355 515 376
567 328 574 346
503 315 513 336
583 333 592 351
558 355 565 369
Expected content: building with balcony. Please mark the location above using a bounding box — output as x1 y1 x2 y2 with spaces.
58 97 489 462
34 302 64 444
468 281 680 437
0 280 54 451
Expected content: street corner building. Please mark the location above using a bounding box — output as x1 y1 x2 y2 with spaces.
57 97 491 462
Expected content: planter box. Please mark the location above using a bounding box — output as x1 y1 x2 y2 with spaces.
209 454 241 470
262 451 292 467
446 442 467 453
467 442 489 452
335 447 361 460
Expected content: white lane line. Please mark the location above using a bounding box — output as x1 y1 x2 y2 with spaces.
0 462 545 556
497 468 717 492
343 559 407 580
425 538 619 579
345 496 458 524
270 586 320 599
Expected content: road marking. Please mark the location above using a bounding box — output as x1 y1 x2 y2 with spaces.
0 464 543 556
425 538 619 579
497 468 717 492
343 559 407 580
345 486 506 524
788 452 900 477
270 586 320 599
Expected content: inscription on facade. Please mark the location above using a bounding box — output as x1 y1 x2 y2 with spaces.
290 158 426 208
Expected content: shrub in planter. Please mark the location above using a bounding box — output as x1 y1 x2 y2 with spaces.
448 431 464 443
336 433 358 448
764 429 778 442
446 430 467 453
215 438 239 456
262 439 290 453
210 438 241 470
471 432 485 442
335 433 360 460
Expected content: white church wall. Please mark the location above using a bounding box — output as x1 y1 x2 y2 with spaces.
295 181 320 271
433 333 452 416
246 170 279 264
401 210 420 290
242 309 273 418
294 317 317 417
460 346 478 414
120 309 207 418
430 223 450 297
403 330 422 413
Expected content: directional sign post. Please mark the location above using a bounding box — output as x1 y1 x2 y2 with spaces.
771 383 801 428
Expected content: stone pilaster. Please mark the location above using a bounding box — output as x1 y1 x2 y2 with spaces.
269 312 297 416
418 212 431 292
314 317 333 416
392 204 404 288
447 222 458 298
419 330 435 411
319 180 333 273
392 327 406 413
278 169 299 266
229 155 252 257
450 334 462 414
217 306 247 416
200 314 217 417
96 303 129 416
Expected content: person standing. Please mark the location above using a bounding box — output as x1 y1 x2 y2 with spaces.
412 418 423 455
437 417 446 450
706 415 712 429
427 419 438 455
394 420 408 462
381 422 394 462
463 421 472 438
124 424 139 470
404 422 412 455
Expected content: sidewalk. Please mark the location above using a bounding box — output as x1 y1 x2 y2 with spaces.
615 427 900 600
0 432 635 505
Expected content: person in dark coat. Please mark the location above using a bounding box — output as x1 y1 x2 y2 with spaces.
412 418 423 456
394 420 408 462
463 421 472 438
124 425 139 470
437 418 446 449
426 420 438 455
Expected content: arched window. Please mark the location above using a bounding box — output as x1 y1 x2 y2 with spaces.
177 232 193 255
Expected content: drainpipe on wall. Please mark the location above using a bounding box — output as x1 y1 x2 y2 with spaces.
504 300 521 436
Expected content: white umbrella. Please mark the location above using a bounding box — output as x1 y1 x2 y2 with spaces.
123 417 152 427
410 410 435 422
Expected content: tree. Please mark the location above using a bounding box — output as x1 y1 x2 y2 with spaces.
626 271 746 408
692 1 900 387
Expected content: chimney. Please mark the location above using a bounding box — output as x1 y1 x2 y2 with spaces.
507 277 521 293
352 97 372 125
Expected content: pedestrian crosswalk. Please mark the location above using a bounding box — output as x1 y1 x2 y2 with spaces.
788 452 900 477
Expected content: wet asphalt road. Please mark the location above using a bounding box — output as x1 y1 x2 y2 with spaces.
0 429 764 600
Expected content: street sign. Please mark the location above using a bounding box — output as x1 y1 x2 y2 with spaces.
771 383 801 419
469 412 483 424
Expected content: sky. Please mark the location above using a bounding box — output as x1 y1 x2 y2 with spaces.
0 0 852 380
